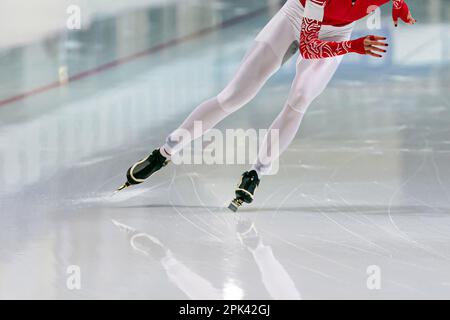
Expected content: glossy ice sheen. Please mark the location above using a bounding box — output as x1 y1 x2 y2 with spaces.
0 0 450 299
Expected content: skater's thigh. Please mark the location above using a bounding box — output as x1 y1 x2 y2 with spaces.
254 11 298 61
233 11 298 80
217 12 297 112
287 25 353 112
287 57 342 112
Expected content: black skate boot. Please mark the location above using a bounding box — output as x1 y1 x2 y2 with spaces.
116 149 170 192
228 170 260 212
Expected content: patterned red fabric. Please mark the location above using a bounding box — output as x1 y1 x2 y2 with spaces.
299 17 366 59
392 0 410 24
299 0 410 59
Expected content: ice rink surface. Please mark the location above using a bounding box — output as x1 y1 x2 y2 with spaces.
1 0 450 299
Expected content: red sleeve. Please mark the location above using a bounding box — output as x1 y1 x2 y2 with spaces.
299 0 366 59
300 18 366 59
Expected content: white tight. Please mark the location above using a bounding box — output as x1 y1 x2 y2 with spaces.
163 10 353 176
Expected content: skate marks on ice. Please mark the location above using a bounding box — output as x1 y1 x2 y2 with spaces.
105 166 234 243
243 161 450 296
317 132 450 263
386 134 450 262
111 216 302 300
71 167 222 207
247 204 450 215
71 181 169 205
67 161 237 250
165 168 233 243
283 133 450 264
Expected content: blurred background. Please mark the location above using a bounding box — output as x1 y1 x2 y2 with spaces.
0 0 449 299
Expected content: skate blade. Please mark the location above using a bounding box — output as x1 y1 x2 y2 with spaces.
228 202 238 212
228 199 242 212
112 182 130 196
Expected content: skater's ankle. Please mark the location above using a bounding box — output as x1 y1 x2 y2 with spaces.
159 147 172 159
249 168 262 180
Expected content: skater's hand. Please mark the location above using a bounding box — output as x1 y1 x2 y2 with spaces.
363 36 388 58
393 1 416 27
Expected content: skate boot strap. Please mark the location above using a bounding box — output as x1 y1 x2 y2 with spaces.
235 170 260 204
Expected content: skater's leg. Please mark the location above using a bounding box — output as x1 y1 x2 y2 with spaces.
162 12 297 156
252 57 343 175
253 26 353 175
120 13 297 190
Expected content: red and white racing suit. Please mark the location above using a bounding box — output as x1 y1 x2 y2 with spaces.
162 0 410 175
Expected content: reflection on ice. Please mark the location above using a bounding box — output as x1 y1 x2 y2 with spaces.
112 217 301 300
236 218 301 300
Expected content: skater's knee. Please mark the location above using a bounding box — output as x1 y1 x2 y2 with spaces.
284 103 305 115
287 93 315 113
